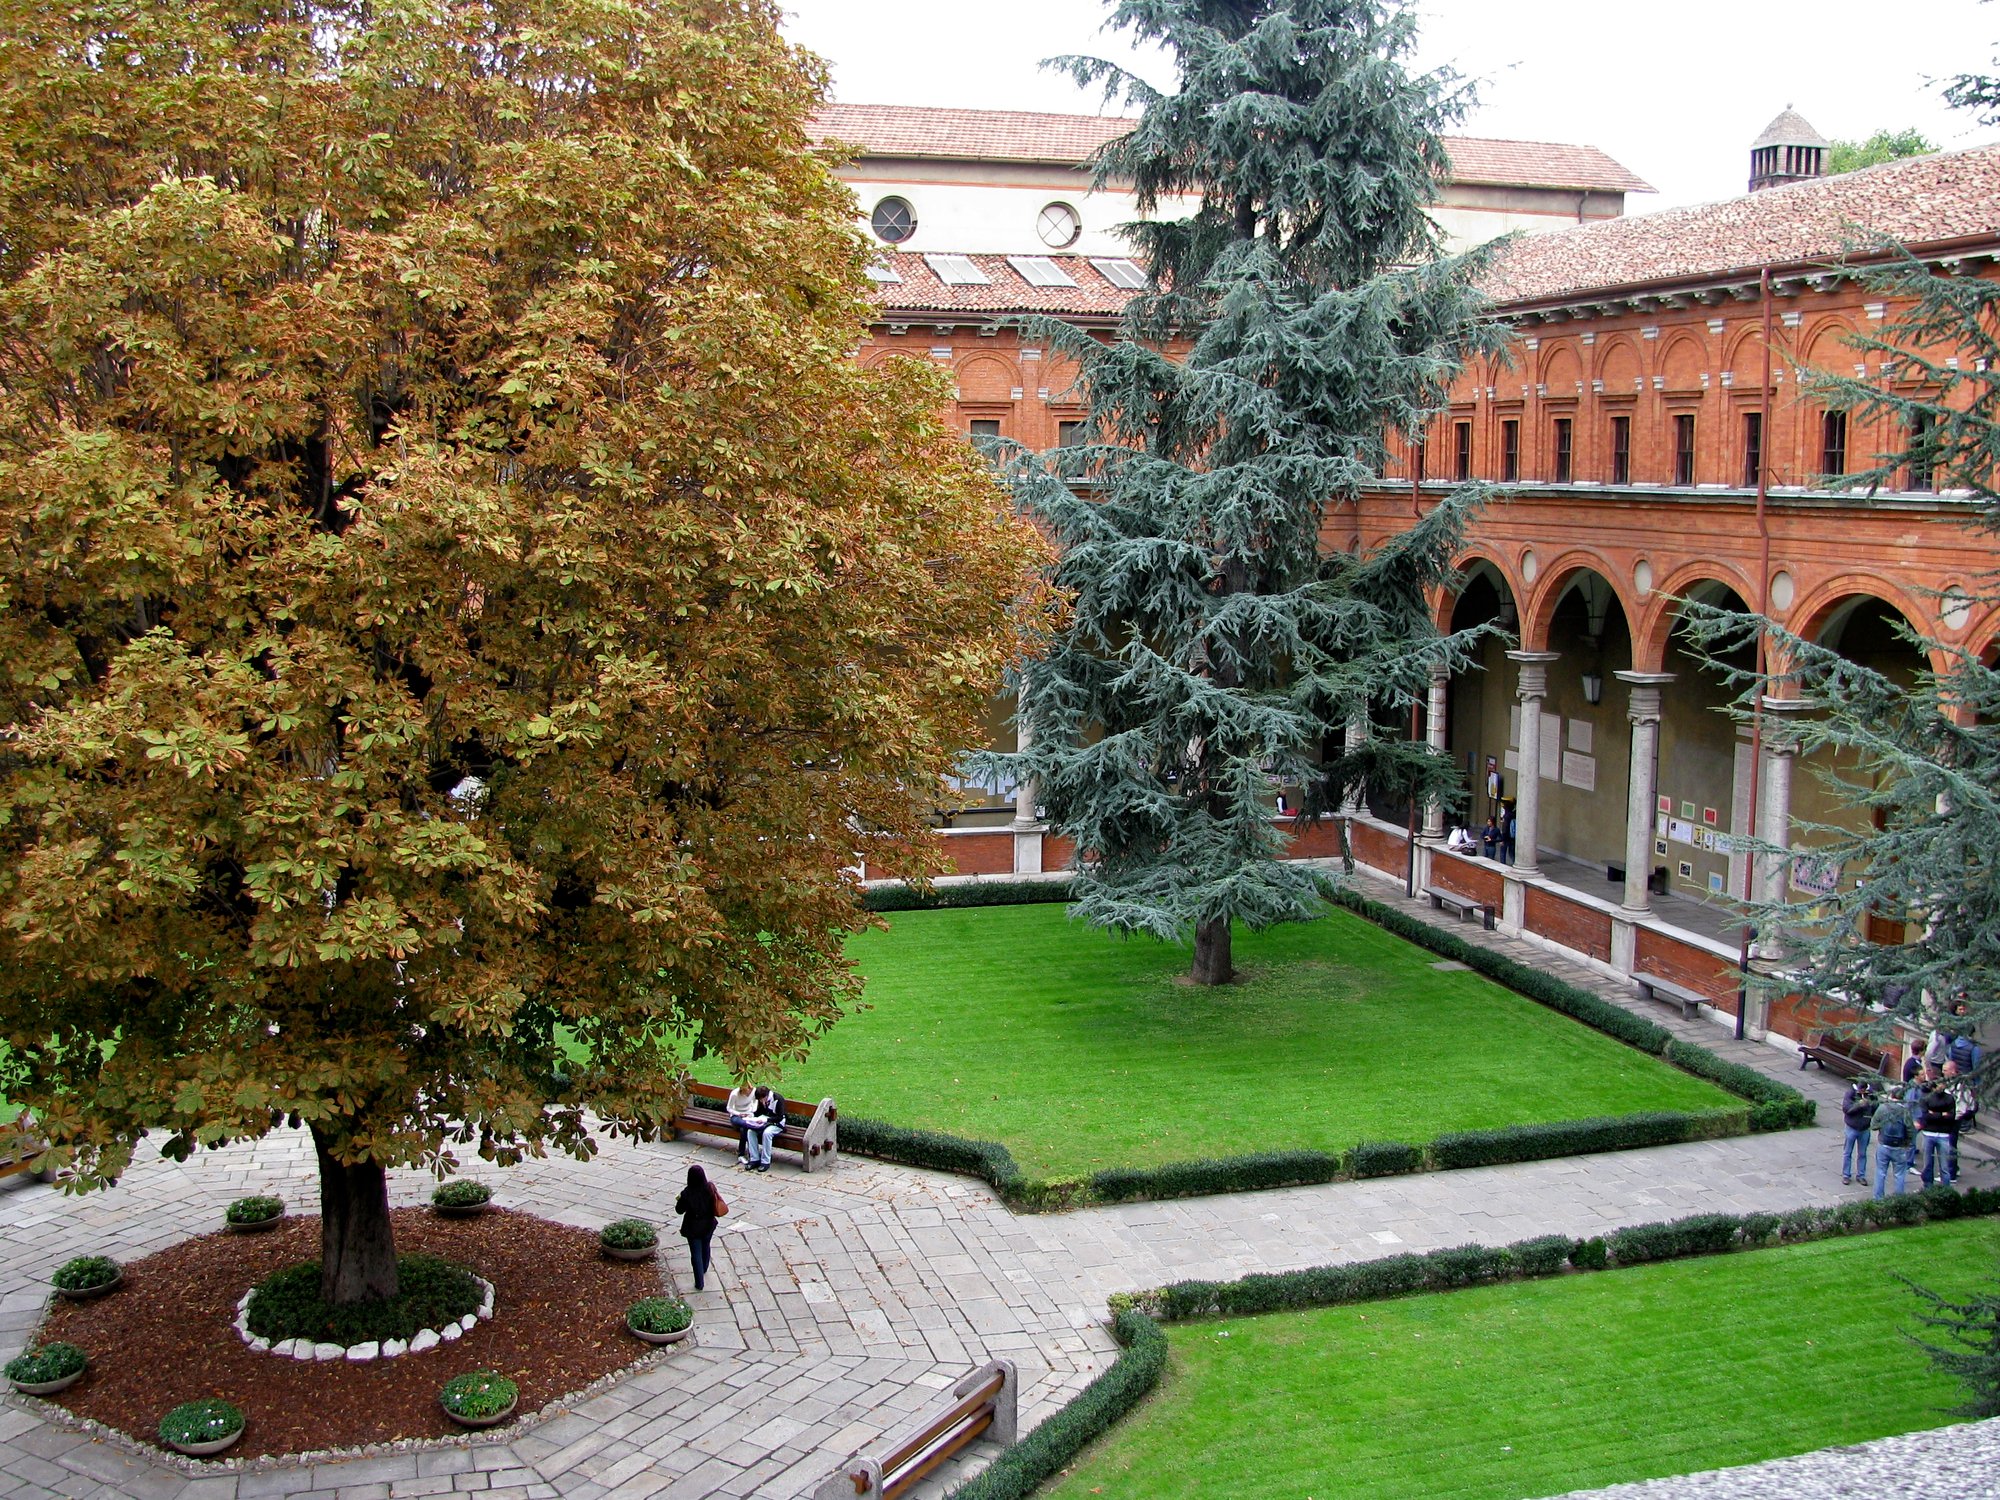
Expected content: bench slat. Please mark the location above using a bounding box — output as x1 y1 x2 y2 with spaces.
882 1409 994 1500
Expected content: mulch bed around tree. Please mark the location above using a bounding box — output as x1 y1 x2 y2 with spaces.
32 1207 668 1460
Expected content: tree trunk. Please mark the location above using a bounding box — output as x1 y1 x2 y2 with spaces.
312 1124 400 1305
1190 917 1233 986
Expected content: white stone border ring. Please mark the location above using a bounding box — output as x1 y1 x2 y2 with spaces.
232 1275 496 1361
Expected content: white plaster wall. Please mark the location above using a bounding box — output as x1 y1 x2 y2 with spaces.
843 175 1197 258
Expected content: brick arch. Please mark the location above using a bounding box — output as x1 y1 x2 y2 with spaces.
1433 551 1521 632
1962 603 2000 664
1632 562 1760 673
1799 315 1861 373
1538 340 1583 394
1593 336 1643 392
1658 333 1706 392
1788 576 1950 676
954 353 1018 403
1724 324 1771 384
1519 551 1640 653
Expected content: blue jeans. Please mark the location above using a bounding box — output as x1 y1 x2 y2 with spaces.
752 1123 780 1166
1842 1126 1870 1180
1921 1132 1953 1187
1875 1143 1916 1198
686 1230 713 1289
728 1113 755 1159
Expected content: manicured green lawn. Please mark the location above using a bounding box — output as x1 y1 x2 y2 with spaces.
1051 1217 1999 1500
708 903 1735 1178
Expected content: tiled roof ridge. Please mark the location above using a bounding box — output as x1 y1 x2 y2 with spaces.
1484 141 2000 306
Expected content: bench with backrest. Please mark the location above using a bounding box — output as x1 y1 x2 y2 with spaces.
813 1360 1017 1500
671 1082 840 1173
1632 969 1711 1022
1799 1031 1891 1079
0 1111 52 1185
1422 886 1495 930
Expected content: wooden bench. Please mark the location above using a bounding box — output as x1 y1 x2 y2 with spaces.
670 1082 839 1173
0 1112 53 1185
1633 970 1710 1022
1423 886 1495 930
1799 1032 1891 1079
813 1359 1017 1500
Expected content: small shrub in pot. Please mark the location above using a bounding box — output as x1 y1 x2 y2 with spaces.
439 1370 518 1427
158 1398 245 1455
224 1195 285 1231
51 1255 120 1299
600 1219 658 1258
5 1341 87 1395
625 1295 694 1345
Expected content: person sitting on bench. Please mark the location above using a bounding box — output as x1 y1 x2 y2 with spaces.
725 1082 758 1167
746 1085 788 1173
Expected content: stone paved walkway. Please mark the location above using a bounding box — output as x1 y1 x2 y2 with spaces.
2 878 1990 1500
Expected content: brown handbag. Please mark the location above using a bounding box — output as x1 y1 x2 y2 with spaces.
711 1185 728 1217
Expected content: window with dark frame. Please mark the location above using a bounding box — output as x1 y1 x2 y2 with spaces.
1609 415 1631 485
969 419 1001 439
1908 410 1936 492
1501 419 1519 482
1412 437 1426 482
1672 414 1696 486
1821 411 1848 479
1057 420 1085 447
1454 421 1471 482
1552 418 1573 483
1741 411 1763 489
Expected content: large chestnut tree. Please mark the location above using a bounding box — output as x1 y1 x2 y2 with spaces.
0 0 1050 1303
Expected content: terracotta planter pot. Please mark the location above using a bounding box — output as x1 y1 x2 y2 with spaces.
55 1270 121 1303
166 1426 244 1457
441 1393 517 1429
625 1318 693 1347
599 1241 657 1262
225 1213 283 1235
9 1366 85 1397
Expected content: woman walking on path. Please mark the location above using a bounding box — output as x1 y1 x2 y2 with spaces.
676 1163 724 1290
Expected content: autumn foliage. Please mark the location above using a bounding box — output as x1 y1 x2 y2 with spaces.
0 0 1049 1297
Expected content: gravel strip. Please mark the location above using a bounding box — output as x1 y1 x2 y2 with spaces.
1545 1416 2000 1499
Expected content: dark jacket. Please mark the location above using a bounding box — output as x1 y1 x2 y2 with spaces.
676 1180 719 1239
1842 1085 1878 1131
757 1093 789 1131
1872 1099 1917 1149
1920 1091 1958 1135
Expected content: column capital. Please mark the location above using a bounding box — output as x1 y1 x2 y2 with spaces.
1508 649 1559 700
1617 670 1674 724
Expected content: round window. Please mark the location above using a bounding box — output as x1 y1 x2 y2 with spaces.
871 196 916 245
1037 201 1082 249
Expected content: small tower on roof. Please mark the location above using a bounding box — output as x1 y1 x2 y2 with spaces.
1749 107 1828 192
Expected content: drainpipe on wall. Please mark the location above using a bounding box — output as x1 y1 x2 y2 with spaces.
1733 268 1777 1042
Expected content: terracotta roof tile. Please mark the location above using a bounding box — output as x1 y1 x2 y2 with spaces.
1444 136 1652 194
867 251 1133 318
1485 144 2000 306
814 104 1650 193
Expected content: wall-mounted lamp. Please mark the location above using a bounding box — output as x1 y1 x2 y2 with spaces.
1581 672 1604 705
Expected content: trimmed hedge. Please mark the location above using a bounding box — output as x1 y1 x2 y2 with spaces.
862 878 1074 913
945 1307 1165 1500
1429 1109 1744 1170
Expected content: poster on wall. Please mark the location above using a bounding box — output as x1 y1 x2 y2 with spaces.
1654 838 1669 857
1702 806 1719 827
1665 817 1695 845
1561 752 1596 790
1657 794 1672 815
1791 855 1843 897
1539 716 1562 780
1677 860 1695 880
1568 719 1593 754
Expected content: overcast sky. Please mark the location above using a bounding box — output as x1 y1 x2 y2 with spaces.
781 0 1996 211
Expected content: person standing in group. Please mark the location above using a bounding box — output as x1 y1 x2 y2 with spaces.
675 1164 725 1290
724 1082 759 1168
1840 1079 1877 1186
747 1085 788 1173
1920 1073 1958 1187
1872 1084 1919 1199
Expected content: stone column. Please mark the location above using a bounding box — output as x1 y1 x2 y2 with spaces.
1422 669 1450 840
1617 671 1674 915
1011 692 1043 875
1340 715 1367 816
1508 652 1560 878
1752 697 1804 964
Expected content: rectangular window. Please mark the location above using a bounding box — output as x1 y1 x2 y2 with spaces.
1741 412 1763 489
1609 416 1631 485
1907 410 1936 492
1821 411 1848 478
1501 420 1520 482
1058 420 1085 447
1673 414 1696 486
1412 437 1426 482
1552 418 1573 483
969 419 1001 439
1454 421 1471 482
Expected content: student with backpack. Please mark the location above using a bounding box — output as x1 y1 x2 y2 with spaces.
1872 1085 1919 1199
